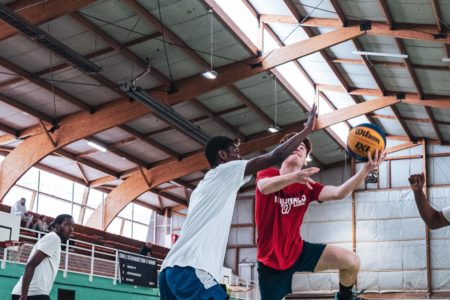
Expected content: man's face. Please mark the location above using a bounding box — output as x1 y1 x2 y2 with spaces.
285 142 308 166
55 218 74 242
225 143 242 161
20 198 26 205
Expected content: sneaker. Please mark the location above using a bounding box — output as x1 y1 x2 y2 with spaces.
351 289 366 299
334 289 367 300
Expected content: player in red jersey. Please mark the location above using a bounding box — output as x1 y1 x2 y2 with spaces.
255 132 385 300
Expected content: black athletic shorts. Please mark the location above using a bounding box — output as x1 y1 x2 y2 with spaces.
12 295 50 300
257 241 327 300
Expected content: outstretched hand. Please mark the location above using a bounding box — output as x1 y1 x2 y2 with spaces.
408 173 425 191
303 104 317 134
293 167 320 190
363 150 386 173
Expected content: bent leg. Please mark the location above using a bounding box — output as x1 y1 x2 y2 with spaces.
314 245 360 287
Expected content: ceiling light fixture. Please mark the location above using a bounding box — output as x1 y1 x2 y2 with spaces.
268 74 282 134
201 70 218 79
120 84 210 145
202 9 217 80
0 4 101 74
352 50 408 59
87 141 107 152
268 124 281 133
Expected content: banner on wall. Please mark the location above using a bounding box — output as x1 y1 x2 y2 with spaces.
118 251 157 288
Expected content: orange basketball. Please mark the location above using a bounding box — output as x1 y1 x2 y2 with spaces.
347 123 386 162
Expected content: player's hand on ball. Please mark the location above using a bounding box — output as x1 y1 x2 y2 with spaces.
363 149 386 173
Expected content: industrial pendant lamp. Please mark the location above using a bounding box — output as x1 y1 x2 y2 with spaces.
268 75 281 133
202 9 218 80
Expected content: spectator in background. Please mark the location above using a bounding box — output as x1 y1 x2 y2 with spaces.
32 215 49 232
10 197 33 228
139 242 153 257
47 222 55 231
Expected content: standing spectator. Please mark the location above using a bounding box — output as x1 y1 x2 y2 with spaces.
32 215 49 232
11 214 74 300
139 242 153 257
10 197 33 228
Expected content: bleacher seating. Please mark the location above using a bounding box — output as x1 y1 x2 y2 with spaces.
0 204 169 262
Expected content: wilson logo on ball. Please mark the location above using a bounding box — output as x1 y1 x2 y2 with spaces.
354 128 381 144
347 123 386 162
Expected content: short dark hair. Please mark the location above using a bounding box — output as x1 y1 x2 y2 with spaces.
204 136 235 168
54 214 73 225
280 132 312 155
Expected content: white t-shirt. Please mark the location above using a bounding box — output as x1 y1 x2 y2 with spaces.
443 206 450 223
162 160 251 281
10 201 27 217
12 232 61 296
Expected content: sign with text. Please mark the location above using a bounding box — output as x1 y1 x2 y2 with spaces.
118 251 157 288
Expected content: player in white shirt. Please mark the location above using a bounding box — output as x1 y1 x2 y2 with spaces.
12 214 74 300
159 105 319 300
409 173 450 229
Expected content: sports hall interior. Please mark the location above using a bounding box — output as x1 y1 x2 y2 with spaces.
0 0 449 299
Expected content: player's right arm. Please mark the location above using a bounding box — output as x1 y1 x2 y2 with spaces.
245 104 317 176
20 250 48 300
257 168 320 194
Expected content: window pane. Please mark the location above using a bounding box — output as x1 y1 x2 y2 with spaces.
133 204 152 224
106 218 121 235
83 208 94 226
122 220 132 238
73 183 87 204
86 189 104 209
39 171 73 201
3 186 34 210
17 167 39 190
132 223 148 242
71 204 81 224
119 203 133 220
36 195 72 218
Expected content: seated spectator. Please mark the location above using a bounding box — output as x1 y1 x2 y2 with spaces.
32 215 49 232
47 222 55 231
139 242 153 257
10 197 33 228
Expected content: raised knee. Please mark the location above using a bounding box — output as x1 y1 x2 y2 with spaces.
349 254 360 271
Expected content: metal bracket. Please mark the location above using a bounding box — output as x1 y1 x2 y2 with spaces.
359 21 371 31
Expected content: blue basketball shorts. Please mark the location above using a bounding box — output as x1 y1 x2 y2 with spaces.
159 266 228 300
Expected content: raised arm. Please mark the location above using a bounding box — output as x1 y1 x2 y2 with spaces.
20 250 48 300
318 150 386 201
244 104 317 176
409 173 450 229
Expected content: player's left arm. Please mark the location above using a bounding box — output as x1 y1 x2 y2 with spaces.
318 150 386 201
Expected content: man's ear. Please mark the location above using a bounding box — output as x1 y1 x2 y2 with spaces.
218 149 227 161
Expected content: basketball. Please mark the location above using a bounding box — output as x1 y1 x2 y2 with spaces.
347 123 386 162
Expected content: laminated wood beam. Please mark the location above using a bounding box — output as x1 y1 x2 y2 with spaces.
88 96 399 229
